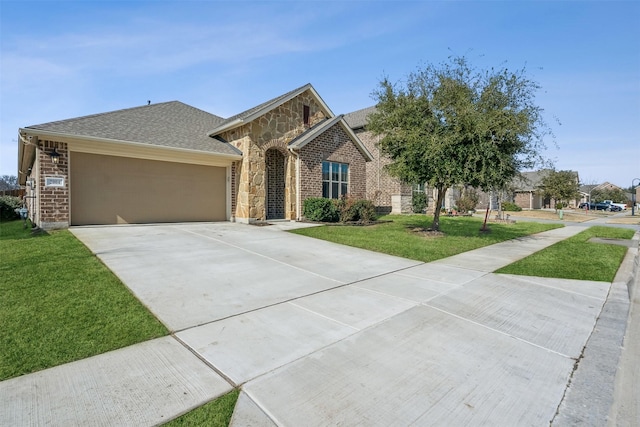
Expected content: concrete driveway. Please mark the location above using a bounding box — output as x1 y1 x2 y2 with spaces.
70 222 420 332
3 222 626 426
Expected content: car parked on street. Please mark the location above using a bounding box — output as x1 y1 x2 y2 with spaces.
580 202 622 211
594 202 621 211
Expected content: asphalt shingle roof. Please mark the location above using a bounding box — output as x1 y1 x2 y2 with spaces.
512 170 579 191
343 106 377 129
26 101 242 156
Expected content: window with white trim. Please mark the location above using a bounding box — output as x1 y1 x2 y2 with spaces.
322 161 348 199
412 183 425 193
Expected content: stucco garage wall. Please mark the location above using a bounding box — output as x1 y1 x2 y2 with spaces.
70 152 227 225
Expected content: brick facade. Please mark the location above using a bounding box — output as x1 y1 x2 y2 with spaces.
356 129 412 213
299 123 367 202
35 140 70 229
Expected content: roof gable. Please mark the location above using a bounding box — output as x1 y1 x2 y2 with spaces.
289 115 373 161
208 84 335 136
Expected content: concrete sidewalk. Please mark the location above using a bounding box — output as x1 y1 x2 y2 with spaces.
1 221 638 426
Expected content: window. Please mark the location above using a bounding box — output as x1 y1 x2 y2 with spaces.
303 105 310 127
412 183 425 193
322 161 348 199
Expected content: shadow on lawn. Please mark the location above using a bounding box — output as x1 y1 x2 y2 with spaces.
400 215 557 241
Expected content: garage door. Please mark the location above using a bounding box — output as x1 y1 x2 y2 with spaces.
70 152 227 225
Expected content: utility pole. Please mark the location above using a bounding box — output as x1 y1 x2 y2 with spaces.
632 178 640 216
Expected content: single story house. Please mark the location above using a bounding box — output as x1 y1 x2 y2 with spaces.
18 84 372 229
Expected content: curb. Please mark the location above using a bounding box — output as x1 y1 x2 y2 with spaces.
552 231 640 426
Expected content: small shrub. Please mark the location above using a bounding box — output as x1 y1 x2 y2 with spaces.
455 189 479 213
353 199 377 222
502 202 522 212
337 195 358 223
0 196 22 221
555 202 564 210
336 196 377 223
412 192 427 213
303 198 339 222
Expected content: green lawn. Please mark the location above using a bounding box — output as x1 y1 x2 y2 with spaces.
290 214 563 263
0 220 168 380
496 226 634 281
164 390 239 426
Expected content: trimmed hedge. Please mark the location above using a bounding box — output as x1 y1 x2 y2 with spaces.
502 201 522 212
303 197 377 223
303 198 339 222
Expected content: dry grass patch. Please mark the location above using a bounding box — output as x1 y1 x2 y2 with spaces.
607 215 640 225
504 209 606 222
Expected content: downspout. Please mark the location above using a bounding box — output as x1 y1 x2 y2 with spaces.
288 147 301 220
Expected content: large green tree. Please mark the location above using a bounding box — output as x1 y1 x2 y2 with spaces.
367 56 552 231
538 170 580 208
0 175 18 191
591 187 628 203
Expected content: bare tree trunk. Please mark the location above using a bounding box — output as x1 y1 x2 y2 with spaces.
482 204 490 231
431 184 446 231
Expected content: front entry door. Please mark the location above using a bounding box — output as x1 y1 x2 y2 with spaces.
266 149 285 219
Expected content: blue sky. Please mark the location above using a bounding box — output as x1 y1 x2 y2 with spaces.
1 1 639 189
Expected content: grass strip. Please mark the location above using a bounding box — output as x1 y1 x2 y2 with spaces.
290 215 562 263
496 226 634 281
0 220 168 380
163 390 239 426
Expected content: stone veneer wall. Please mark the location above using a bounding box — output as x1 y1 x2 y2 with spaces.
356 129 412 212
37 140 70 229
222 90 327 222
230 162 237 220
299 123 367 202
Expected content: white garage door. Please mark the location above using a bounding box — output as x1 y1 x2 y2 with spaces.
70 152 227 225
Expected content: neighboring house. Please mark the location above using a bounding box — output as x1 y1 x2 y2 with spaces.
343 106 414 213
578 184 598 205
511 170 548 209
343 107 568 213
17 84 372 229
511 170 580 209
583 181 632 206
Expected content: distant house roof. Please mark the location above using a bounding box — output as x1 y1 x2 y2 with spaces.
513 170 579 192
343 106 377 130
593 181 623 191
579 184 598 194
207 83 334 136
512 170 551 191
23 101 242 157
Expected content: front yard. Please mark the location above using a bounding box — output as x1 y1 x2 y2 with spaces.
2 215 634 426
291 214 563 263
0 221 168 381
496 225 634 282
